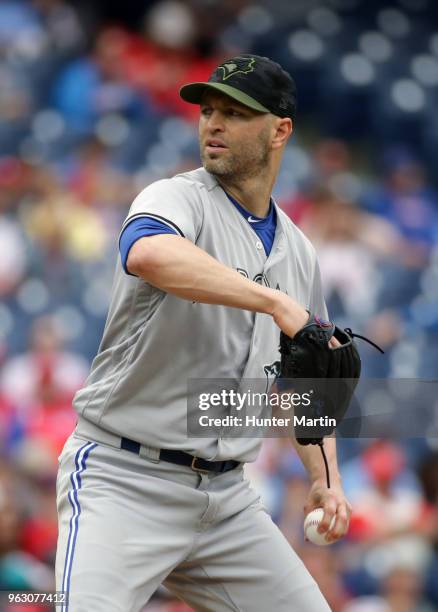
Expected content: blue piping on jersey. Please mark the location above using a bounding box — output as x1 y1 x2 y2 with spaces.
223 190 277 256
61 441 97 612
119 213 185 239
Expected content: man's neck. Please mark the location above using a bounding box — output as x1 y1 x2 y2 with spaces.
216 173 275 218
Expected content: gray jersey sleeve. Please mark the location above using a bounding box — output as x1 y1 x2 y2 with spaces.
308 259 329 319
121 177 204 243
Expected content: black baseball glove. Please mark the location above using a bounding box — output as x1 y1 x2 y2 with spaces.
278 314 379 446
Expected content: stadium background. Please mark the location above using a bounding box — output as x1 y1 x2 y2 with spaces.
0 0 438 610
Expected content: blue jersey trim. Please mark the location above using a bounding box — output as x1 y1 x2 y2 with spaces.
120 213 184 237
61 441 97 612
224 191 277 256
119 216 178 275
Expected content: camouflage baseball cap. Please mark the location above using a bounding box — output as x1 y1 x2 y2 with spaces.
180 54 297 121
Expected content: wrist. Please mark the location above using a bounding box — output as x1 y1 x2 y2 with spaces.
259 287 281 316
310 470 342 488
269 291 308 334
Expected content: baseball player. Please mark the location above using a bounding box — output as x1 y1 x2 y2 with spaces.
56 54 352 611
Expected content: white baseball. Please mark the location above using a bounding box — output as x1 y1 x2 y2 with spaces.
304 508 336 546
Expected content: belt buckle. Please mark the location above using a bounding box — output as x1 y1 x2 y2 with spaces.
191 456 211 474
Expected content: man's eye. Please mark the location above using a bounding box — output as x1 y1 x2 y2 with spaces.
201 108 212 116
229 110 242 117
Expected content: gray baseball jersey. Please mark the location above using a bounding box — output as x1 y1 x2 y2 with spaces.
73 167 327 463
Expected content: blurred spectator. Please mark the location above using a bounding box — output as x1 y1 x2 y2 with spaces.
362 148 438 252
0 462 54 593
417 452 438 607
343 441 434 599
0 1 40 152
0 315 87 458
31 0 85 58
17 165 110 305
294 189 404 319
343 565 436 612
23 166 108 261
51 27 149 135
65 137 136 227
0 393 14 453
105 23 222 121
0 157 29 296
18 462 58 565
1 314 87 405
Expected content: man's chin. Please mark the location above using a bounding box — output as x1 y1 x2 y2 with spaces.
202 158 230 176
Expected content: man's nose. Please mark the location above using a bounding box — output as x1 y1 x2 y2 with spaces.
206 110 225 131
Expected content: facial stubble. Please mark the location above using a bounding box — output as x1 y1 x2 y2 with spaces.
201 125 271 181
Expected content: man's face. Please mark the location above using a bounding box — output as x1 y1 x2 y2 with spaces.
199 91 273 180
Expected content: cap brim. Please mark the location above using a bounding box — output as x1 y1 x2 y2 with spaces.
179 82 270 114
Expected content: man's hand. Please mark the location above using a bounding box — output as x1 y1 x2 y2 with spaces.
271 292 341 348
304 479 352 544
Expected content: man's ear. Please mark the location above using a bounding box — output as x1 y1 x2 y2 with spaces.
271 118 293 150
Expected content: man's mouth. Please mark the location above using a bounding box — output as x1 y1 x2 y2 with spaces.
205 139 227 151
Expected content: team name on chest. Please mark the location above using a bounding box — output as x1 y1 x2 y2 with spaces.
236 268 281 291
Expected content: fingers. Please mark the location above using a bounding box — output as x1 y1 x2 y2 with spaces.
329 336 341 349
325 503 351 543
316 497 352 543
317 497 337 535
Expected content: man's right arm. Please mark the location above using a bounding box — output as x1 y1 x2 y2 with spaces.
127 234 309 338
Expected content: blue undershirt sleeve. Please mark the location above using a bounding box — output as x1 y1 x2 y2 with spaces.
119 216 178 275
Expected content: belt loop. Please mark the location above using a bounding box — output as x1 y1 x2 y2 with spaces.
139 445 160 463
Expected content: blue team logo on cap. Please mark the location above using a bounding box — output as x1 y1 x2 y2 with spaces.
218 57 256 81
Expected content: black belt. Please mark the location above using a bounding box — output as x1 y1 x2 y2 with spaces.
120 437 240 474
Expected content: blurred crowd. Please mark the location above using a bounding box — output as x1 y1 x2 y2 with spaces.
0 0 438 610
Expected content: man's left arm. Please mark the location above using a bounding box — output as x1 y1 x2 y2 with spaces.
290 436 352 544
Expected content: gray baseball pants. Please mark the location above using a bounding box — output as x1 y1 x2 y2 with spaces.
56 427 331 612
